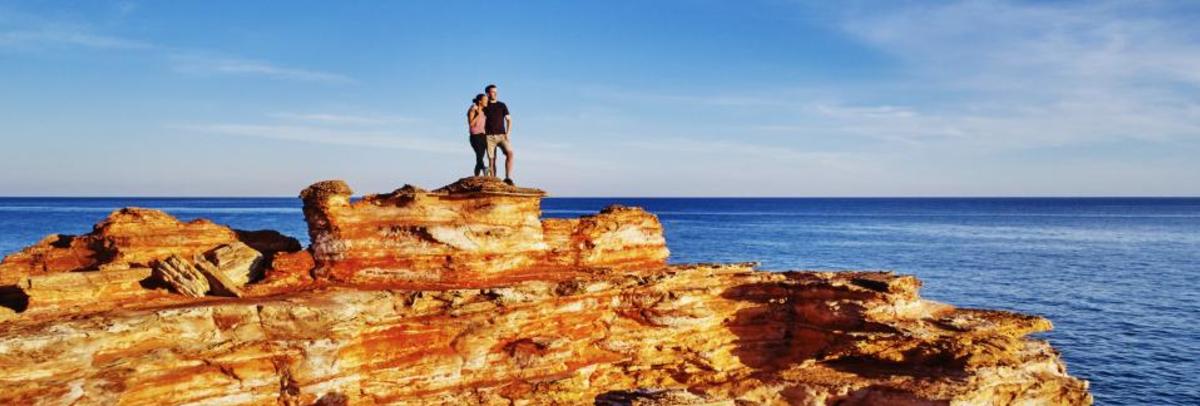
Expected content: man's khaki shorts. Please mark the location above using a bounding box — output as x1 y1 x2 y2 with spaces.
486 134 512 159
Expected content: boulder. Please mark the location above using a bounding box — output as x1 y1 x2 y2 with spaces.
154 255 210 297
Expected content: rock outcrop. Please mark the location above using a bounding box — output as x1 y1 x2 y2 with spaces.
0 177 1092 405
0 207 301 318
300 178 668 288
152 242 261 298
0 207 298 285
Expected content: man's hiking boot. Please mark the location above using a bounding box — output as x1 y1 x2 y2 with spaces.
504 178 515 186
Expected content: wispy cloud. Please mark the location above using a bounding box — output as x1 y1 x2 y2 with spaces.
0 25 150 49
592 1 1200 153
821 0 1200 149
173 110 614 171
621 137 861 168
1 7 354 84
841 1 1200 89
173 123 460 154
579 85 794 108
168 53 355 84
267 112 413 126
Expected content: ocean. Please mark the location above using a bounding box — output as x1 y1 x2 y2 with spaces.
1 197 1197 405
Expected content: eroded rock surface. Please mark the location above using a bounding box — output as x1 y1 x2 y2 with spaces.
0 177 1091 405
300 177 668 288
0 207 297 285
154 254 211 297
0 207 300 317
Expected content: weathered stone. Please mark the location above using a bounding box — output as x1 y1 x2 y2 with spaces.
0 178 1091 405
245 250 316 296
19 267 153 309
0 207 299 286
192 258 243 298
154 254 209 297
300 176 669 287
543 204 669 269
202 242 263 288
0 265 1091 405
148 244 261 298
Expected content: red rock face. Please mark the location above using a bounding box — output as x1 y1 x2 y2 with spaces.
0 207 301 316
300 177 669 288
0 178 1092 405
543 205 670 270
0 208 300 285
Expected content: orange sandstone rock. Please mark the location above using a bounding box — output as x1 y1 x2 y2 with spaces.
543 205 669 270
0 207 299 285
0 178 1091 405
245 250 317 296
0 207 301 316
19 267 153 311
0 265 1090 405
300 177 669 288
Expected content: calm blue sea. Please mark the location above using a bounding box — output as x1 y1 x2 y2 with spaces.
2 197 1198 404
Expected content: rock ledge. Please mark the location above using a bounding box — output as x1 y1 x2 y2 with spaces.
0 178 1092 405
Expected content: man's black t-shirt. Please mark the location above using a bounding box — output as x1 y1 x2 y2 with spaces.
483 101 509 135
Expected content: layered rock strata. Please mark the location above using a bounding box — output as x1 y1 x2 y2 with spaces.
300 177 668 288
0 208 299 286
0 177 1091 405
153 242 261 298
0 208 301 318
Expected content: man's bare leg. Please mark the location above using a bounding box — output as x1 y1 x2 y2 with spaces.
503 147 514 180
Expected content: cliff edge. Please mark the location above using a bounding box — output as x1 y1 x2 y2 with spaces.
0 177 1091 405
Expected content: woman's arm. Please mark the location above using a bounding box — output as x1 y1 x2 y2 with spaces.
466 106 476 129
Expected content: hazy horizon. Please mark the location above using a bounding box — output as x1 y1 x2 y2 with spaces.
2 1 1198 197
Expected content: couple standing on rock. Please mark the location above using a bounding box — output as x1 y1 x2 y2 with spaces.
467 84 515 185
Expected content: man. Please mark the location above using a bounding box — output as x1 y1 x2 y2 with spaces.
483 84 515 185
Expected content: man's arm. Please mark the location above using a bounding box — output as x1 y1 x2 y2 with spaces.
505 115 512 136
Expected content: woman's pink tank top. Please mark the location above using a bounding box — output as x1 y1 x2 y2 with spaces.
470 108 486 135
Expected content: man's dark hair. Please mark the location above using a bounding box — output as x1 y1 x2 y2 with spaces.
485 84 497 92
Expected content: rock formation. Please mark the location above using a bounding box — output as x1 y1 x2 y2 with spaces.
0 177 1092 405
0 208 299 285
153 242 261 298
299 178 668 288
0 207 301 318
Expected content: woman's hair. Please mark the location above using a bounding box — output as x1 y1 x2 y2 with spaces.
473 93 487 104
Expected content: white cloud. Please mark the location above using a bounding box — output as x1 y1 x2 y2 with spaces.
820 0 1200 149
173 123 459 154
1 8 355 85
547 1 1200 194
620 137 864 170
267 112 413 126
172 109 619 176
812 104 916 119
169 53 355 84
843 1 1200 88
578 85 794 108
0 25 150 49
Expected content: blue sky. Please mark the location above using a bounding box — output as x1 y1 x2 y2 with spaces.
1 1 1198 196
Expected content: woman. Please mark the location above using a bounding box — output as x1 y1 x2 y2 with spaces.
467 93 488 176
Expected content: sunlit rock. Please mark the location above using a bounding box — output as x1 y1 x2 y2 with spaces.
0 178 1091 405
